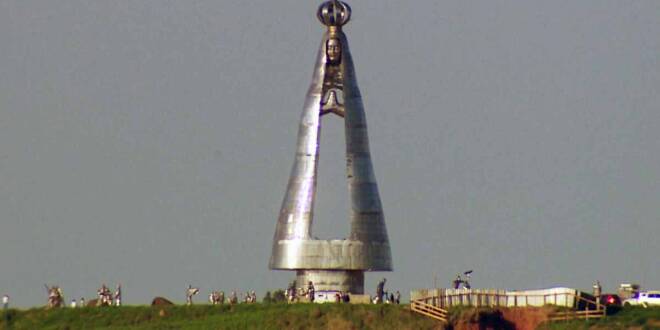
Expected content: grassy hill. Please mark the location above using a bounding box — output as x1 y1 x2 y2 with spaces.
539 306 660 330
3 304 659 329
0 303 442 330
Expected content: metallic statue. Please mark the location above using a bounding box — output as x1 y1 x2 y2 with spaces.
229 291 238 305
97 284 113 306
45 285 64 309
114 284 122 306
209 291 225 305
269 0 392 295
186 285 199 306
452 270 473 289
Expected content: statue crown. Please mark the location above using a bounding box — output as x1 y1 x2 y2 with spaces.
317 1 351 28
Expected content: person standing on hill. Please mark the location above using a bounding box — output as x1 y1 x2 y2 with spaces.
376 278 386 303
342 292 350 303
287 281 297 303
307 282 315 303
593 280 602 298
2 295 9 310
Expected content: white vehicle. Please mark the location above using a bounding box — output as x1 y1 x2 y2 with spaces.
623 291 660 307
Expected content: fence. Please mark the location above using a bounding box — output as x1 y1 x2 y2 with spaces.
410 287 605 322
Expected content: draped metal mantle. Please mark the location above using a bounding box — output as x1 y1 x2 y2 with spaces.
269 1 392 274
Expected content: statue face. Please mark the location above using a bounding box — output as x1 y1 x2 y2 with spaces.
326 38 342 64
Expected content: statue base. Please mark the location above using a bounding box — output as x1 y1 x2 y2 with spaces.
295 269 364 294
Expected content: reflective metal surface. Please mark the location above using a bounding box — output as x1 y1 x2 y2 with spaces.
297 270 364 294
269 1 392 292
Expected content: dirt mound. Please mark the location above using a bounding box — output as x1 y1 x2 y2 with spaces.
452 309 514 330
500 307 554 330
151 297 174 306
450 307 554 330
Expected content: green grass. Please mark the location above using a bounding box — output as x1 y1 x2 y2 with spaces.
0 303 442 330
539 306 660 330
7 304 658 329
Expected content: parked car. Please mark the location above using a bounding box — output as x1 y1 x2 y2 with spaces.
598 294 622 314
623 291 660 308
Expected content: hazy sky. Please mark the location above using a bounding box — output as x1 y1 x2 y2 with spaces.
1 1 659 307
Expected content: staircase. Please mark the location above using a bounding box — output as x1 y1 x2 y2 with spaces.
410 299 449 323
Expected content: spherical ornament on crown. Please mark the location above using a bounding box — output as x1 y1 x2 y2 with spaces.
317 1 351 29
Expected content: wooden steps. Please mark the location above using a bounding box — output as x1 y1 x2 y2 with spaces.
410 299 449 323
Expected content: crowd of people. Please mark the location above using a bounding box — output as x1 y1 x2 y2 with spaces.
186 286 258 305
159 280 402 305
285 281 317 303
97 284 122 306
282 278 400 305
2 278 402 309
40 283 122 309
